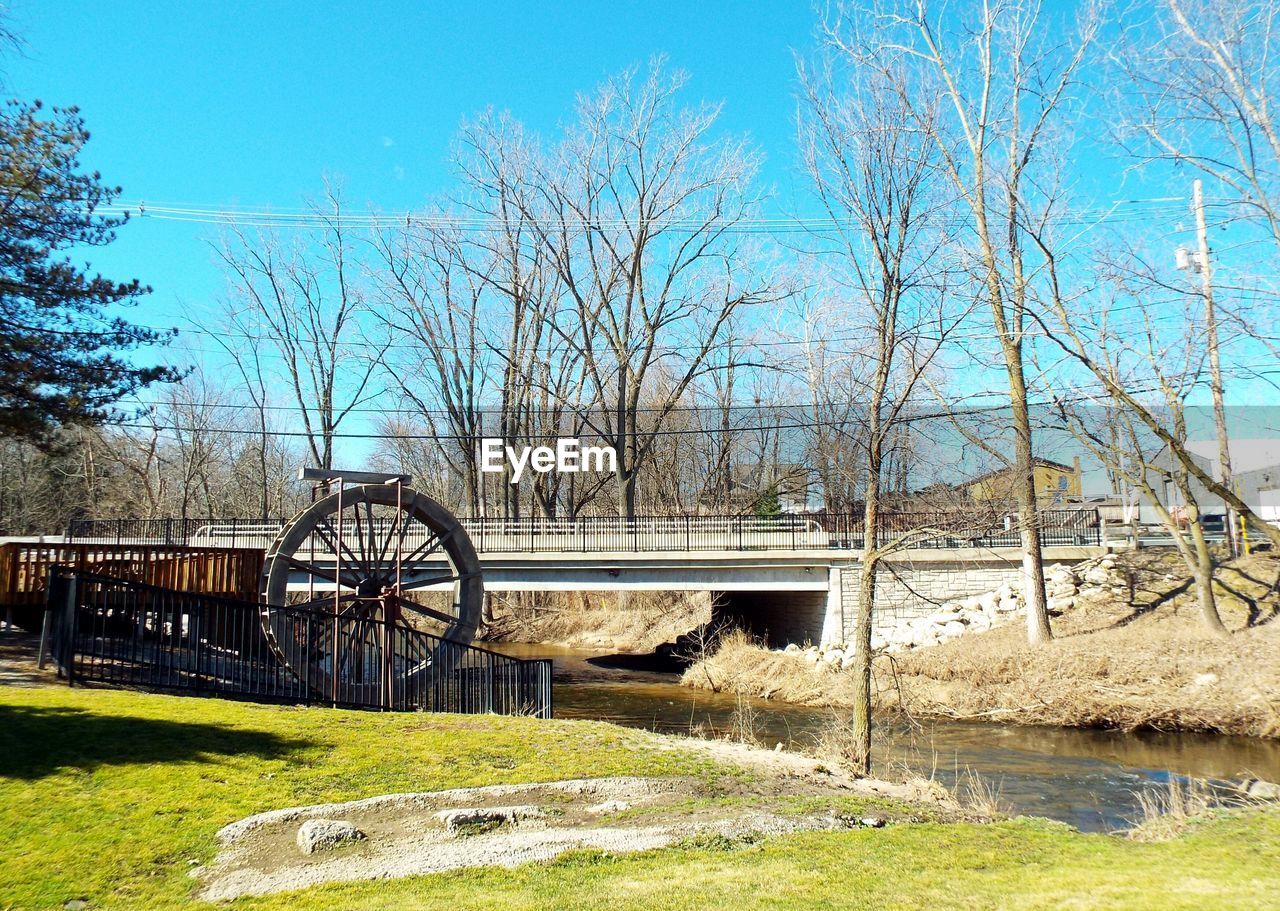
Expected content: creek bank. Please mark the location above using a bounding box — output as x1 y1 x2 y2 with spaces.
683 552 1280 738
481 589 711 653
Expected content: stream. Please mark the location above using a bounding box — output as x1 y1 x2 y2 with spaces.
491 642 1280 833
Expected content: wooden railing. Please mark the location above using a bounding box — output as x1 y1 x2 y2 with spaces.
0 542 264 631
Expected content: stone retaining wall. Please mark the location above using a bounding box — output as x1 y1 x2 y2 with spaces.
836 556 1090 640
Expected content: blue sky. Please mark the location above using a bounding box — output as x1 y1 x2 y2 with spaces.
6 1 821 333
5 1 1275 480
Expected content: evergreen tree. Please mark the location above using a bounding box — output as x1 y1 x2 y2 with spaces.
755 483 782 519
0 98 177 445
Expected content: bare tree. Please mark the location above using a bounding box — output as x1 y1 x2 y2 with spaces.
1054 289 1230 635
217 183 382 472
829 0 1101 645
1116 0 1280 549
520 61 778 517
1119 0 1280 253
797 48 953 773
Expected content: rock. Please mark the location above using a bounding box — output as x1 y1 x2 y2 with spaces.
1083 567 1112 585
870 633 888 651
997 598 1019 613
297 819 365 854
825 648 845 664
784 643 800 654
434 806 541 833
1246 779 1280 801
942 621 966 638
859 816 886 828
978 592 999 611
64 901 89 911
1047 597 1074 614
1192 672 1219 688
587 799 631 813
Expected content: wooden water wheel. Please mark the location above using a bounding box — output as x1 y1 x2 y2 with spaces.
259 470 483 703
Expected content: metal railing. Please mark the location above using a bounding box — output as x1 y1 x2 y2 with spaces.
66 508 1103 553
43 567 552 717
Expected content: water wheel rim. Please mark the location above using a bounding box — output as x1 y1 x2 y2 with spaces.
259 484 483 696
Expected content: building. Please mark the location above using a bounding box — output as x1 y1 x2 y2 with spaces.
1148 439 1280 525
961 457 1083 506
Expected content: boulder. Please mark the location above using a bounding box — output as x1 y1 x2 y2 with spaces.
297 819 365 855
1083 567 1112 586
783 643 800 654
941 620 966 638
1246 779 1280 801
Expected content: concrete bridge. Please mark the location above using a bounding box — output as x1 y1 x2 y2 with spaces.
66 512 1108 646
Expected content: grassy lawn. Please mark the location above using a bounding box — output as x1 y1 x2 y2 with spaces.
2 684 1278 910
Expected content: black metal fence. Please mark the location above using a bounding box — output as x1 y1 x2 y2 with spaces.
42 567 552 717
67 508 1103 552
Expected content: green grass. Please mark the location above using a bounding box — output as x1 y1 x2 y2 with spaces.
2 684 1278 910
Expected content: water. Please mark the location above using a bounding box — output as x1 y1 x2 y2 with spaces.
490 643 1280 832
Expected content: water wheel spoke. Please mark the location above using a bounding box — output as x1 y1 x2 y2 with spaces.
313 518 364 569
402 527 454 565
363 499 381 577
387 593 459 627
285 556 363 591
288 593 360 612
374 507 404 575
399 570 479 592
350 501 372 578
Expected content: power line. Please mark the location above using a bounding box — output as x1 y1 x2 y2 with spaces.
92 197 1193 234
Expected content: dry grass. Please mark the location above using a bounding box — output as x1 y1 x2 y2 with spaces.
684 552 1280 738
725 691 763 746
680 628 851 704
1128 778 1220 841
485 589 710 652
956 768 1005 819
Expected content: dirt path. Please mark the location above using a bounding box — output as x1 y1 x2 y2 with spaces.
0 633 55 687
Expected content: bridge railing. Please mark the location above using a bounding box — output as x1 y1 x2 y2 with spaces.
67 509 1102 553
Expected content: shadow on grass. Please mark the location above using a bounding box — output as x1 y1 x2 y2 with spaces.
0 703 313 780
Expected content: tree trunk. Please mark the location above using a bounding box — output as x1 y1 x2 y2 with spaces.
1007 357 1052 644
851 546 877 777
1189 521 1229 637
850 454 881 777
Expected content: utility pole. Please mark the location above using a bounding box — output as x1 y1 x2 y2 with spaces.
1191 178 1237 556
